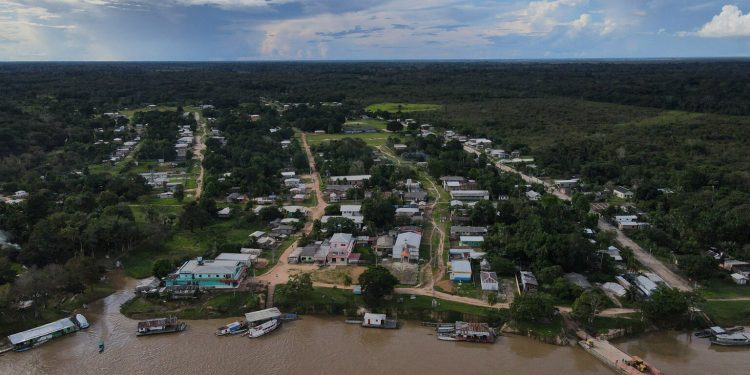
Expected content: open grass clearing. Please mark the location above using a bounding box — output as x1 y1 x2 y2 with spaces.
306 132 389 147
700 300 750 326
366 102 441 113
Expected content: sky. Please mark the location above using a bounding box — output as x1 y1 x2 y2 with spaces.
1 0 749 61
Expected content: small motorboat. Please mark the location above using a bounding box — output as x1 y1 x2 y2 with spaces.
216 321 249 336
711 332 750 346
247 319 281 338
98 339 105 353
279 313 299 321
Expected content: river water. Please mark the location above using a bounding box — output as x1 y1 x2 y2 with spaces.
0 275 747 375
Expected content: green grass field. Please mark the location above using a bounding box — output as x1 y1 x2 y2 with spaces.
366 102 441 113
120 219 262 278
343 119 387 130
701 300 750 326
700 279 750 299
306 132 389 146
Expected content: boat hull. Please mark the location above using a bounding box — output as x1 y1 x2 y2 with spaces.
137 322 187 336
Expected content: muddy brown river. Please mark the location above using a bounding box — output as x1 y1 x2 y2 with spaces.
1 276 747 375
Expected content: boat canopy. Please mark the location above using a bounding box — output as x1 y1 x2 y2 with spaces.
7 318 76 345
244 308 281 324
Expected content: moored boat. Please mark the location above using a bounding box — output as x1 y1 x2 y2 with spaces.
216 321 249 336
361 313 399 329
247 319 281 338
279 313 299 321
136 317 187 336
7 314 89 352
695 326 743 338
437 321 495 343
710 332 750 346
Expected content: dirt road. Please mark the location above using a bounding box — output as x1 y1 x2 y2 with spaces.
599 218 693 292
256 132 327 287
192 111 207 200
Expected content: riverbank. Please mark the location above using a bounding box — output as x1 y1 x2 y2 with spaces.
120 291 262 320
0 280 115 338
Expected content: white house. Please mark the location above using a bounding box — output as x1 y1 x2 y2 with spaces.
731 273 748 285
525 190 542 201
391 231 422 262
340 205 362 217
480 271 499 291
613 186 634 199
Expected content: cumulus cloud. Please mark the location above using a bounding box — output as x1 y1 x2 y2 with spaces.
694 5 750 37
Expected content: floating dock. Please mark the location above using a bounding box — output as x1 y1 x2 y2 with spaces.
576 331 664 375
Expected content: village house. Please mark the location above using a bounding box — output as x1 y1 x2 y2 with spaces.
459 235 484 248
449 248 486 260
525 190 542 201
284 178 301 187
440 176 466 191
164 256 247 289
731 273 748 285
326 233 355 265
391 231 422 262
601 245 623 262
214 253 254 267
450 260 472 282
175 143 189 161
466 138 492 149
281 171 296 178
450 190 490 202
723 259 750 277
375 234 395 256
271 225 296 237
450 226 488 239
321 215 364 230
329 175 371 187
13 190 29 198
340 204 362 217
393 144 408 152
281 206 309 216
480 271 499 291
489 149 508 159
518 271 538 293
217 207 232 218
613 186 634 199
395 207 422 222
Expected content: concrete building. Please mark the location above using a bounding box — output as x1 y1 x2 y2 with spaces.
391 231 422 262
165 257 246 289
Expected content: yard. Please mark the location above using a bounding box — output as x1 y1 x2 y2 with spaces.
306 132 389 147
343 118 387 130
365 102 442 113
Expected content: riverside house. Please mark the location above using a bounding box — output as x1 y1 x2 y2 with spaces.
165 256 247 289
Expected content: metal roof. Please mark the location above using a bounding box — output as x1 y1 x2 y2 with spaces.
244 308 281 323
451 260 472 273
8 317 77 345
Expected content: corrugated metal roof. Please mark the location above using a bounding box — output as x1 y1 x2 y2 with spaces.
244 308 281 323
8 317 77 345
